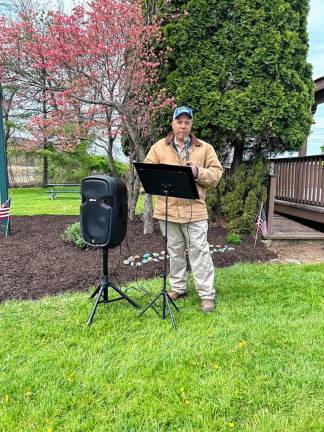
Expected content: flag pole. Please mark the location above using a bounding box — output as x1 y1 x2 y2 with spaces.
0 84 10 236
254 201 263 247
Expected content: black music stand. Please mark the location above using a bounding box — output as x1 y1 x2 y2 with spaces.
134 162 199 331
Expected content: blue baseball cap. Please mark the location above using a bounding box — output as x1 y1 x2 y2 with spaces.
173 106 193 120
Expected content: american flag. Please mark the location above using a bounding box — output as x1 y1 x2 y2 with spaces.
0 198 10 220
256 207 267 236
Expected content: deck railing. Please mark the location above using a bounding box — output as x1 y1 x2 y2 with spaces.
269 155 324 207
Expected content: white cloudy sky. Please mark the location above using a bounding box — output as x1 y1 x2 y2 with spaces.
60 0 81 11
307 0 324 154
307 0 324 79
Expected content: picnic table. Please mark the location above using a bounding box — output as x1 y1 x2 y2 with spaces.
46 183 81 200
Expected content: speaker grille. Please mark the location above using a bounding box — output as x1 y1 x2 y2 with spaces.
103 196 114 207
81 203 111 245
80 176 128 248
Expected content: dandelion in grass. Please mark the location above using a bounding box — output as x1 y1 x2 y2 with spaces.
238 340 247 348
228 422 235 428
66 372 74 382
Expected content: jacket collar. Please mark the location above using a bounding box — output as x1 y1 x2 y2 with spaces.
165 131 201 146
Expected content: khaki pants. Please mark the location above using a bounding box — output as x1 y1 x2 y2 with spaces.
159 220 215 300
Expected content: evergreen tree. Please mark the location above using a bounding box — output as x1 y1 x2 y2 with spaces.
156 0 314 170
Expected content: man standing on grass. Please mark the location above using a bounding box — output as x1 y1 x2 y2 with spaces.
144 106 223 312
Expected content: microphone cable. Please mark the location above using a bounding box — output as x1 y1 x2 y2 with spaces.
123 235 155 300
184 135 193 264
186 200 193 254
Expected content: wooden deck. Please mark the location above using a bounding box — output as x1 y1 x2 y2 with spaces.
274 200 324 224
266 157 324 239
264 214 324 240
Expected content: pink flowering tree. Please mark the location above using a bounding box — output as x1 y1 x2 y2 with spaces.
43 0 173 223
0 0 173 230
0 9 79 185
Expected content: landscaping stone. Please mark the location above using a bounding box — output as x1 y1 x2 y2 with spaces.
284 258 301 264
269 259 280 263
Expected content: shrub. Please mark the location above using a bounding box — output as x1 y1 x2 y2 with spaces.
62 222 87 249
220 160 267 234
225 232 241 244
46 143 128 183
206 176 226 220
204 161 268 234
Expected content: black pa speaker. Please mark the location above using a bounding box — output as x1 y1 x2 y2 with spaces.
80 175 128 248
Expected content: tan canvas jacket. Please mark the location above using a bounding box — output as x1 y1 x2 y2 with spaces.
144 132 223 223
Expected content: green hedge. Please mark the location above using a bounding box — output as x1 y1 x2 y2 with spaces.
207 160 267 234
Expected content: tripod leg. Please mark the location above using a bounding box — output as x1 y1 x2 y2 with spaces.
110 282 140 309
166 293 179 311
87 283 106 326
89 285 101 299
165 295 177 331
138 291 163 317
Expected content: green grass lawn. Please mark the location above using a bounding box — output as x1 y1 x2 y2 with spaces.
9 187 145 216
1 263 323 431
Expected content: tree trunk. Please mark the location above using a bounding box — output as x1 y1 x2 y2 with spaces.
121 119 154 230
129 175 140 220
42 146 48 186
42 76 48 186
143 193 154 234
106 134 118 177
126 152 137 220
231 141 244 175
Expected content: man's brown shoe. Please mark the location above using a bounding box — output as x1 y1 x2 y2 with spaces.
200 299 215 313
168 291 187 301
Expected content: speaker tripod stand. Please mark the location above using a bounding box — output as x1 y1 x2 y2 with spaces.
87 247 139 325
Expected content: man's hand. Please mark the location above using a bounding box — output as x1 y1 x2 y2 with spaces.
185 161 198 178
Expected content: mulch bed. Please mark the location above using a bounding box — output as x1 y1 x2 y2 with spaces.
0 216 277 302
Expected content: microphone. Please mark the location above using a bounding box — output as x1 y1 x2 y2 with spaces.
184 136 190 161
